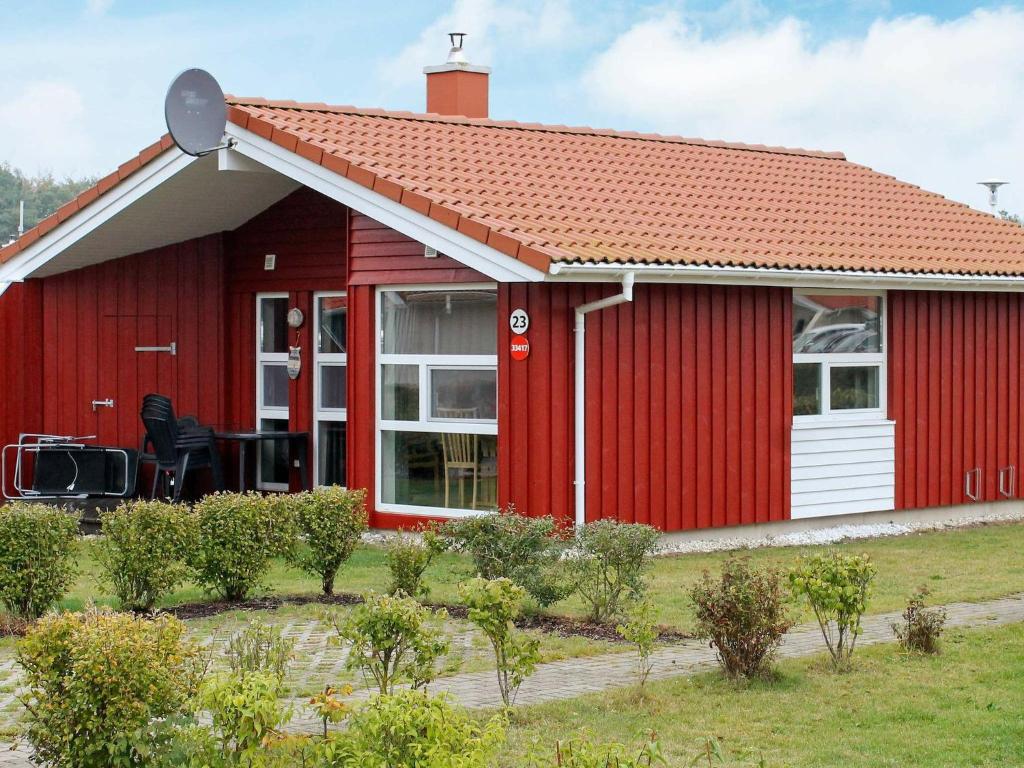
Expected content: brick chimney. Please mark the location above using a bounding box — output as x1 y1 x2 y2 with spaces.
423 33 490 118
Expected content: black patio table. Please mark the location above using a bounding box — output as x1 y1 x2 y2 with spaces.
214 430 310 492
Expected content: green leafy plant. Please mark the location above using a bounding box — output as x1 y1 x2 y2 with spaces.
460 576 541 707
0 502 78 620
892 586 947 654
308 684 353 738
328 593 449 694
524 734 666 767
287 486 368 595
789 550 876 670
384 529 446 599
566 519 660 623
440 505 568 606
95 500 196 612
336 689 506 768
198 671 293 763
226 619 296 681
616 597 659 691
17 607 203 768
690 557 793 679
189 492 297 601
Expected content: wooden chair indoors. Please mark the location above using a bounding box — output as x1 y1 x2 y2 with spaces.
437 408 479 509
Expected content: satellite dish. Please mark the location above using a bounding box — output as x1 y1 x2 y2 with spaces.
164 69 227 156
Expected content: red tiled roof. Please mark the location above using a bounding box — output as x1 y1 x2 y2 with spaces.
6 97 1024 278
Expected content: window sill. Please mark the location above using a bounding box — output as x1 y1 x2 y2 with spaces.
792 417 895 430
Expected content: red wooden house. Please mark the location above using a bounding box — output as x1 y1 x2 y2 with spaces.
4 41 1024 530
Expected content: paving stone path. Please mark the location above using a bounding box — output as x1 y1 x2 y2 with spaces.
1 593 1023 764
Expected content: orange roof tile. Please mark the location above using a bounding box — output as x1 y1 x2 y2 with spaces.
225 98 1024 277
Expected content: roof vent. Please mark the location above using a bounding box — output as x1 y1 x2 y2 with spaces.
423 33 491 119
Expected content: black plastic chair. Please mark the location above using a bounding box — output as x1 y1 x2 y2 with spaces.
140 395 225 501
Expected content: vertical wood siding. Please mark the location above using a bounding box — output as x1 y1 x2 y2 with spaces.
0 282 44 466
890 290 1023 508
498 282 792 530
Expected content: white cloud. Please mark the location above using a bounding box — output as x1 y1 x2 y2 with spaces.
85 0 114 16
581 7 1024 211
0 82 93 177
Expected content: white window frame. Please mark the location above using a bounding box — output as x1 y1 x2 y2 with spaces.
314 291 348 487
375 283 499 518
256 292 290 491
793 289 887 422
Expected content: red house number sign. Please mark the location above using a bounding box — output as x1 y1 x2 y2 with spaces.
509 308 530 360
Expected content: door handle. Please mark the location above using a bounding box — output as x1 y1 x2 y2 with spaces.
965 467 981 501
999 466 1015 498
91 399 115 412
134 342 176 356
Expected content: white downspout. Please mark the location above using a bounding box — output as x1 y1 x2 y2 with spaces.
573 272 635 528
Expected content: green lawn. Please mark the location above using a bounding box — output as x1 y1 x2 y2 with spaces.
65 521 1024 634
499 623 1024 767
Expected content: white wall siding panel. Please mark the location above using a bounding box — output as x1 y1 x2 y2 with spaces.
791 420 896 519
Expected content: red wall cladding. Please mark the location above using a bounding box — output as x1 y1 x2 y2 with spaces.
498 283 793 530
889 291 1023 509
0 281 44 454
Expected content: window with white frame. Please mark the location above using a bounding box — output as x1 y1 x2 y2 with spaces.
256 294 290 489
377 287 498 515
315 293 347 486
792 292 886 419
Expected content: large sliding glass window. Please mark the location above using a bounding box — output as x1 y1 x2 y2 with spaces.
793 292 885 419
315 293 348 487
377 287 498 515
257 294 290 489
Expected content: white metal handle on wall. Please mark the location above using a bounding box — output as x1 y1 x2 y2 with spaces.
965 467 982 501
91 399 114 412
134 342 177 356
999 466 1016 498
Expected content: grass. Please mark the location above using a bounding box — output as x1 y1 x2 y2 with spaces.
63 520 1024 633
499 623 1024 767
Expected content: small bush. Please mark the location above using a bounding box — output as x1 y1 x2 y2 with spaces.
190 492 297 601
460 577 541 707
0 502 78 620
328 593 449 694
226 619 295 681
384 529 445 599
17 607 202 768
690 556 793 679
199 671 292 762
287 486 368 595
95 500 196 612
616 597 659 691
892 586 947 654
440 505 567 606
566 519 660 623
337 689 506 768
789 550 876 670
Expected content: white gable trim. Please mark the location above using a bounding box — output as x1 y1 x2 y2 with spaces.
0 150 195 284
225 125 546 283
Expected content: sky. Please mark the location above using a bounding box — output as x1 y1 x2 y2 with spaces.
2 0 1024 213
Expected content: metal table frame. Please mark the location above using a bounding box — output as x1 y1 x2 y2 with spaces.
214 431 310 492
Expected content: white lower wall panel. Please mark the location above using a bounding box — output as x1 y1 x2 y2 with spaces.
791 420 896 519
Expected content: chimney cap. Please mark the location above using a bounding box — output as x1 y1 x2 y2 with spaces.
423 32 491 75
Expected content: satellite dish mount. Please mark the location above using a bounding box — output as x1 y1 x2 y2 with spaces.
164 69 234 157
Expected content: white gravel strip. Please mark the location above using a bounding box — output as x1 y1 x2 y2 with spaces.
654 509 1024 555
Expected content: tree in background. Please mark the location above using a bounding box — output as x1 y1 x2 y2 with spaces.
0 164 95 243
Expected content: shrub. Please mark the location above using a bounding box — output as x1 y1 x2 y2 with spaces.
287 486 368 595
385 529 446 599
189 492 297 601
616 597 659 691
0 502 78 620
17 607 202 768
199 671 292 762
328 593 449 694
566 519 660 623
226 619 295 681
337 689 506 768
892 586 947 654
460 577 541 707
440 505 567 606
95 500 196 612
690 557 793 679
789 550 876 670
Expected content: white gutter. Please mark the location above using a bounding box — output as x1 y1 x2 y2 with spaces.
549 261 1024 292
573 272 635 528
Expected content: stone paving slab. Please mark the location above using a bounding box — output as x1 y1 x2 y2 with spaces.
1 593 1022 763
